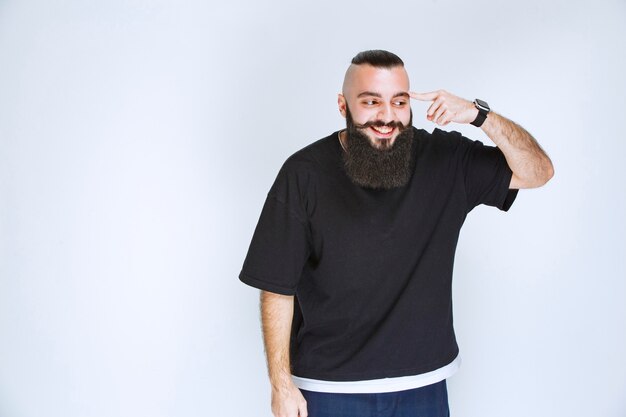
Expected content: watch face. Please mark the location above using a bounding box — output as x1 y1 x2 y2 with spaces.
475 99 490 112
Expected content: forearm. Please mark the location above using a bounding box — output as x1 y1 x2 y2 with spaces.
261 291 307 417
481 111 554 189
260 290 296 391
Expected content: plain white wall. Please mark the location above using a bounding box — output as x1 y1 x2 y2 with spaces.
1 1 624 416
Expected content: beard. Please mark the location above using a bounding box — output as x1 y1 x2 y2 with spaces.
342 106 415 190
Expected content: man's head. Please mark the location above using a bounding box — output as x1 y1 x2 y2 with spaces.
339 50 412 149
339 50 415 189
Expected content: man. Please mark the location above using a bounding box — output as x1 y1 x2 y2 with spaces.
239 50 553 417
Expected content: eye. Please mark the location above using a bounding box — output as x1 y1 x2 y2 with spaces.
393 100 407 107
362 99 378 106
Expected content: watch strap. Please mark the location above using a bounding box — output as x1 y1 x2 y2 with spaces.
470 109 487 127
470 99 489 127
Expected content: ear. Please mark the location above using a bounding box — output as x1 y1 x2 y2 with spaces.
337 94 347 118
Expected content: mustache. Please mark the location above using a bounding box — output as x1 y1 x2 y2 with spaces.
352 119 408 130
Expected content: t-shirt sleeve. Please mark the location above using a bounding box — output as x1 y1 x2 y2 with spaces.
239 163 312 295
459 134 519 212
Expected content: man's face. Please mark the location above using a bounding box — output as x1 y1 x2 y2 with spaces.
339 64 412 150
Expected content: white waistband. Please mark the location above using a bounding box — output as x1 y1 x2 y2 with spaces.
292 355 461 394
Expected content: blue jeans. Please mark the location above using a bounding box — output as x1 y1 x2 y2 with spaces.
300 380 450 417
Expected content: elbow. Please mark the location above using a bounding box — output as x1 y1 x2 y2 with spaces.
533 160 554 188
545 162 555 183
541 158 555 186
512 160 554 189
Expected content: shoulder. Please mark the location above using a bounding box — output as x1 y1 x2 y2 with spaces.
284 132 338 167
269 131 339 198
279 131 340 178
417 127 489 158
427 128 478 147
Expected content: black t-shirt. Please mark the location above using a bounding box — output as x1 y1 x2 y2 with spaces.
239 127 517 381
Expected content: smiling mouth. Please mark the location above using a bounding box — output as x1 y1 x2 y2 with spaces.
370 125 395 138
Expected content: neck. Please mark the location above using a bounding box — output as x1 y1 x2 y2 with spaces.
338 130 348 152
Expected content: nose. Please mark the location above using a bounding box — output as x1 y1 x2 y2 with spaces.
377 103 395 123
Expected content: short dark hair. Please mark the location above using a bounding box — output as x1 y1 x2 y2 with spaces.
351 50 404 68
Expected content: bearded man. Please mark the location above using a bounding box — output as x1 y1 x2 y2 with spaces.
239 50 553 417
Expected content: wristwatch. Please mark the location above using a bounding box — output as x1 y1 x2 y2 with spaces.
470 99 490 127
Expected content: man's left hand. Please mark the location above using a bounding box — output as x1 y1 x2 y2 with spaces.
410 90 479 126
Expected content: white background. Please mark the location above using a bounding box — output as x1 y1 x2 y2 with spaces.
1 1 625 416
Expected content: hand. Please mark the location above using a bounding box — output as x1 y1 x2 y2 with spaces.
410 90 479 126
271 383 308 417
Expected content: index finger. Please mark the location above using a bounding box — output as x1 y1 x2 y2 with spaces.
409 91 438 102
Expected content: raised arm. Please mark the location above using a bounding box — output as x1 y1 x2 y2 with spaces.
479 111 553 189
260 290 308 417
410 90 554 189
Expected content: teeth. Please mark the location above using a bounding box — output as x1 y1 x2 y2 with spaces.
373 126 393 134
